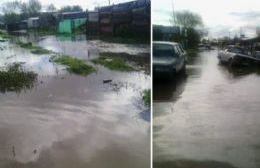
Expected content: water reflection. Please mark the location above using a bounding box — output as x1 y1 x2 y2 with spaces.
153 74 187 102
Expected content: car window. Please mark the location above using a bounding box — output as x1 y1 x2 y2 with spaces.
178 45 185 53
176 46 183 55
153 43 176 57
174 46 181 57
228 47 245 54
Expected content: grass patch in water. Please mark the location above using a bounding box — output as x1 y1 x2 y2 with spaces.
142 89 151 106
16 41 52 55
0 63 37 93
53 56 96 76
17 42 36 49
0 31 10 39
31 48 51 55
91 55 134 71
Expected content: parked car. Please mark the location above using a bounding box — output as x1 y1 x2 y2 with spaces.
218 45 254 66
153 41 186 76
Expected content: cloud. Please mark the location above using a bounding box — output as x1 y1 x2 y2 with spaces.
229 11 260 22
230 11 260 18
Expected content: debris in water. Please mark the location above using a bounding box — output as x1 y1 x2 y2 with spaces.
12 146 16 157
103 79 112 83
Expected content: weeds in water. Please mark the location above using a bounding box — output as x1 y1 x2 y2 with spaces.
142 89 151 106
92 55 134 71
16 41 52 55
0 63 37 93
0 31 10 39
31 48 51 55
53 56 96 76
16 42 36 49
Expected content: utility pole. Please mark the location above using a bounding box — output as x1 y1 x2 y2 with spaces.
109 0 111 5
171 0 176 25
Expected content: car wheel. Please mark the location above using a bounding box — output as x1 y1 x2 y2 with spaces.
180 63 186 74
228 58 233 67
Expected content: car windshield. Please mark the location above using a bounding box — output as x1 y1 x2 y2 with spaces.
153 43 176 57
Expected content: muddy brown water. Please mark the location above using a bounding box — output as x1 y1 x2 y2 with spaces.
153 50 260 168
0 34 150 168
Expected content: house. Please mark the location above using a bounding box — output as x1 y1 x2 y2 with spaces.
27 17 40 29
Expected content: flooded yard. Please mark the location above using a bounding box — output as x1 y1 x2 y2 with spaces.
0 33 150 168
153 50 260 168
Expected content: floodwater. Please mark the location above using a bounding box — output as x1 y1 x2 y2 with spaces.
0 34 150 168
153 50 260 168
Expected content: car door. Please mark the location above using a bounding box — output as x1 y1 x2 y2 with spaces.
223 49 231 61
225 48 235 61
174 45 183 72
174 45 184 71
178 44 187 62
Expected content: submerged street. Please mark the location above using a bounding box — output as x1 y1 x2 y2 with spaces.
0 34 150 168
154 49 260 168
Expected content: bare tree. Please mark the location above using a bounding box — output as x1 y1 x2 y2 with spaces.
1 1 22 24
60 5 83 12
172 10 203 28
1 1 21 14
46 4 57 12
27 0 42 16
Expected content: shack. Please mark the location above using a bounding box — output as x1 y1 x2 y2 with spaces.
131 0 150 38
99 6 114 35
87 11 99 35
7 20 28 32
153 25 180 41
58 11 87 34
0 22 5 30
112 1 135 36
240 36 260 57
96 0 150 37
27 17 40 29
38 12 59 30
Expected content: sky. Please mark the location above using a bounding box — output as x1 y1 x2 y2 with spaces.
153 0 260 38
0 0 132 11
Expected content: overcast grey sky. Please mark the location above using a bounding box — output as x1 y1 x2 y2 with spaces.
0 0 132 11
153 0 260 38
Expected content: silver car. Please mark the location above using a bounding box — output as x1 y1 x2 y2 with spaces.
153 41 186 76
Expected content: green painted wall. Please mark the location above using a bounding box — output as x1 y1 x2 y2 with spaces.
58 20 72 33
58 18 87 34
